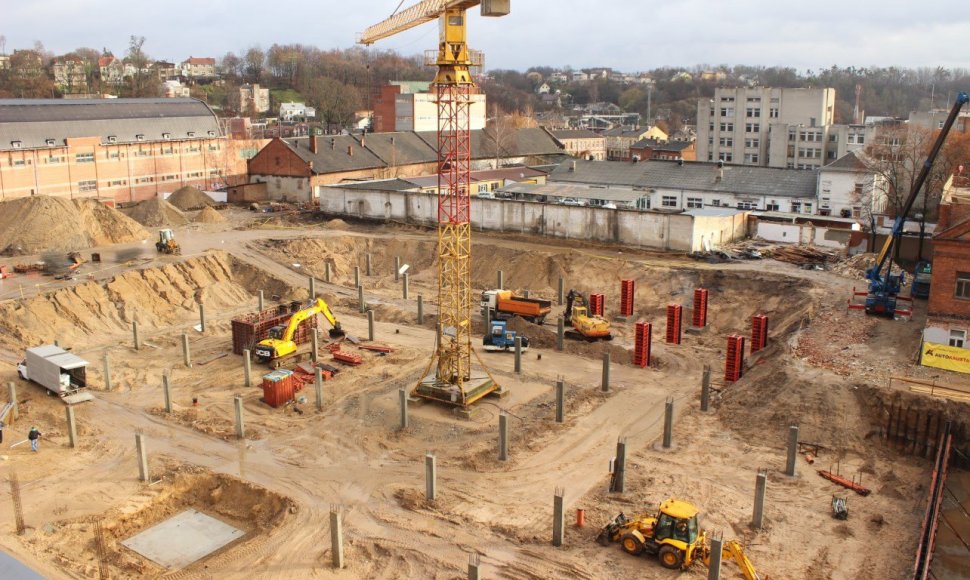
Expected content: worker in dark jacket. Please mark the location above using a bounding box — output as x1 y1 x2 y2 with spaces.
28 426 42 452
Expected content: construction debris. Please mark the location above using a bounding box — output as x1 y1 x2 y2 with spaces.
817 470 872 496
832 496 848 520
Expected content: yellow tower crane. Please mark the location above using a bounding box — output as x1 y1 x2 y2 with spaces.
359 1 511 407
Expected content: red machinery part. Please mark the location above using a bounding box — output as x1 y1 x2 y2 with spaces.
665 304 683 345
692 288 708 327
633 321 652 367
620 280 635 317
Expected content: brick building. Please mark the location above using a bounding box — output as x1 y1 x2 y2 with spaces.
629 138 696 162
922 179 970 374
549 129 606 160
0 98 259 203
372 81 485 133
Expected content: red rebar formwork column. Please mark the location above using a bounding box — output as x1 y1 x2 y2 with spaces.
751 314 769 353
620 279 635 317
692 288 709 328
725 334 745 382
665 304 682 344
633 321 652 367
590 293 605 316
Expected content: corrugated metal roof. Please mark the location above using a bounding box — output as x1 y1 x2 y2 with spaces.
550 129 601 140
498 182 646 203
0 98 221 150
334 178 419 192
415 128 564 160
549 159 817 199
355 132 437 165
285 136 385 173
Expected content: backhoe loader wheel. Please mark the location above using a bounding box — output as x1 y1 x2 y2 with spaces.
620 533 644 556
658 545 684 569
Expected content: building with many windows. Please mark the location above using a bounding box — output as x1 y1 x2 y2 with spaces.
0 98 258 203
697 87 837 169
372 81 486 133
549 129 606 160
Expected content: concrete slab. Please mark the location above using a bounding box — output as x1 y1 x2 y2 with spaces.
0 550 44 580
121 509 245 569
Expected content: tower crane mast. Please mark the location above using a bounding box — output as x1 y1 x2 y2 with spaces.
359 1 510 406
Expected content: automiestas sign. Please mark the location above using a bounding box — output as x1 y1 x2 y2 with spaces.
922 342 970 374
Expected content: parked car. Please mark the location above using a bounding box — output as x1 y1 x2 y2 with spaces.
559 198 586 206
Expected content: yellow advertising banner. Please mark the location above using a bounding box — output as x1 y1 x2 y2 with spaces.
922 342 970 374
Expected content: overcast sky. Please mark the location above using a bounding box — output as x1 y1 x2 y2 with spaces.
3 0 967 72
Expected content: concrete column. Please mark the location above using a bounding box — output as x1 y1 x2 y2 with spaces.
354 266 360 288
358 285 365 313
558 277 565 305
367 310 375 341
555 377 565 424
552 488 565 546
324 262 332 284
65 406 77 449
468 554 481 580
199 303 206 334
402 273 410 300
556 316 565 351
135 433 148 482
497 270 504 290
394 256 401 281
234 395 245 439
309 275 316 299
102 352 111 391
785 424 799 477
425 453 437 502
612 438 626 493
753 468 767 529
311 329 319 363
365 253 372 277
399 388 408 430
708 534 723 580
499 412 509 461
601 352 610 392
258 289 264 311
314 368 323 411
417 295 424 324
7 382 17 423
182 333 192 368
243 349 252 388
162 374 172 413
513 337 522 374
133 320 140 350
663 397 674 449
700 364 712 412
330 509 344 569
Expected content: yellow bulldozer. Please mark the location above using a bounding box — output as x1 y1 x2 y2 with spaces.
255 298 344 365
597 499 766 579
564 289 612 340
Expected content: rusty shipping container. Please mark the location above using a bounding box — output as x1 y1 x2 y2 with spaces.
261 370 296 408
231 302 319 356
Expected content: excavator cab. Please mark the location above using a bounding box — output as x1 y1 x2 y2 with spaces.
267 325 286 340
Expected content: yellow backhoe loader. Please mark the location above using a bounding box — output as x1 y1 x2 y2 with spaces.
255 298 344 364
597 498 767 579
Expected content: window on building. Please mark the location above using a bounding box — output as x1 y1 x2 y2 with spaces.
829 134 838 142
766 201 780 211
210 168 222 176
135 176 154 184
661 195 678 207
707 152 714 161
107 179 126 187
957 272 970 300
745 123 760 133
75 152 94 163
78 180 97 192
720 96 735 102
686 197 703 208
718 152 733 162
746 97 762 103
791 202 802 213
736 201 757 210
821 197 831 208
719 137 733 147
744 138 760 148
804 203 813 214
951 329 967 348
46 156 64 164
187 171 203 178
720 107 734 117
852 206 862 218
477 183 488 193
161 174 177 182
769 108 779 118
719 122 734 132
744 153 759 164
711 199 721 207
208 143 220 151
788 130 796 142
12 158 25 167
746 108 761 118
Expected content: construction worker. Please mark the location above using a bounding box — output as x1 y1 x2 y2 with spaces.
27 426 42 452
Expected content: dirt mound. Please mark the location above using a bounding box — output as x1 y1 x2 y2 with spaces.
167 186 215 211
121 197 189 227
0 196 148 255
195 206 226 223
326 218 348 229
0 251 303 349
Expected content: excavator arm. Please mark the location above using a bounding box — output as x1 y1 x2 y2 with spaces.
282 298 345 342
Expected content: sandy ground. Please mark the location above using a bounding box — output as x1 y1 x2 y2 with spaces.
0 208 960 579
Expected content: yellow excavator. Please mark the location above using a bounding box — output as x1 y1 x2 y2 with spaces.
255 298 344 364
597 499 766 579
564 289 612 340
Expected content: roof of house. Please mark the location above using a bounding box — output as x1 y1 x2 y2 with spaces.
285 136 385 173
355 132 438 166
656 141 694 152
548 159 818 199
0 98 222 150
821 150 870 173
98 56 117 67
933 213 970 241
415 128 564 160
602 126 648 138
185 57 216 65
390 81 431 94
550 129 602 140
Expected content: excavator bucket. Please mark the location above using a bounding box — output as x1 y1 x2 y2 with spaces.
328 327 346 339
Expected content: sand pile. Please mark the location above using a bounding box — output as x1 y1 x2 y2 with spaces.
195 206 226 223
121 197 188 227
0 196 148 255
167 186 215 211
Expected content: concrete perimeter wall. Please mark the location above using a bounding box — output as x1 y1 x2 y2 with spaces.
320 187 747 252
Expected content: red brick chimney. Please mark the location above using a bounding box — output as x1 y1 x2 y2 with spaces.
309 136 318 154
